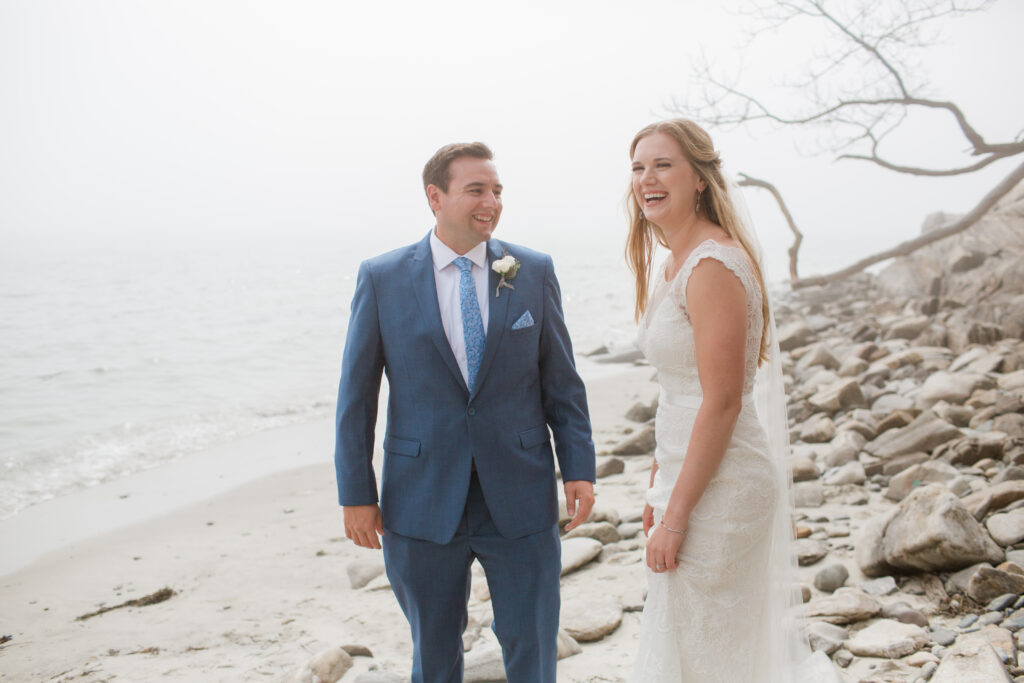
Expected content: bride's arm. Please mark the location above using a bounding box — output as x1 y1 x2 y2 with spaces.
645 258 748 572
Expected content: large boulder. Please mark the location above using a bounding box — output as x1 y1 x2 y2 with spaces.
882 485 1003 573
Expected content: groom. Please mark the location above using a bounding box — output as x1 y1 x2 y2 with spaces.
334 141 596 683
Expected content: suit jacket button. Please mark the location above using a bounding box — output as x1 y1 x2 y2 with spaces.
468 407 476 416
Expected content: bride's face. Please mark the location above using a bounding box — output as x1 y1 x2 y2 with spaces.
631 132 705 229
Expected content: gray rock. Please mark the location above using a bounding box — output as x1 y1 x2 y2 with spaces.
994 413 1024 439
978 611 1004 626
346 559 386 589
610 425 656 455
885 461 959 502
916 371 993 410
594 347 645 364
560 538 602 576
864 411 962 459
843 619 929 658
806 587 881 624
595 457 625 479
947 245 987 273
616 522 642 540
838 356 869 377
799 414 836 444
938 433 1006 467
791 456 821 483
809 378 867 413
930 630 1013 682
871 392 916 413
352 673 406 683
797 343 841 371
986 509 1024 546
946 563 992 595
823 461 866 486
880 601 929 627
797 539 830 566
813 564 849 592
793 481 825 508
962 481 1024 519
967 567 1024 605
860 576 898 596
950 347 1004 374
882 485 1004 573
287 647 354 683
562 522 621 545
933 401 974 427
778 320 816 351
823 430 866 469
886 316 932 341
806 621 848 654
856 509 899 578
992 466 1024 486
463 640 506 682
561 599 622 642
929 628 958 647
556 629 582 659
625 401 656 423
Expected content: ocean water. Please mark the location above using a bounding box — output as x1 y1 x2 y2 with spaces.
0 233 636 519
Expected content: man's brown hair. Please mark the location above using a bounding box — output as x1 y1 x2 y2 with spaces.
422 142 494 197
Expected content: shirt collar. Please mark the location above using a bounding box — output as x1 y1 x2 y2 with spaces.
429 229 489 272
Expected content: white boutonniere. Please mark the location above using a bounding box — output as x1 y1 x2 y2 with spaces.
491 251 520 298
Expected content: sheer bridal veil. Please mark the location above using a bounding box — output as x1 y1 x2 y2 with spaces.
726 177 841 682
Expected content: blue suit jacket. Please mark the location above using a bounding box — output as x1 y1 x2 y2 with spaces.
334 232 596 544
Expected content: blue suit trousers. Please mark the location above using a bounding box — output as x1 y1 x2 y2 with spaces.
383 472 561 683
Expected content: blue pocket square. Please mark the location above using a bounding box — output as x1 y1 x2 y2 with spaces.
512 310 535 330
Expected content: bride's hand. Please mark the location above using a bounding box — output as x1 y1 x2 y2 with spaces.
642 504 655 537
645 523 685 573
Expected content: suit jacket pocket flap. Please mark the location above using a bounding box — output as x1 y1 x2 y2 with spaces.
519 425 550 449
384 435 420 457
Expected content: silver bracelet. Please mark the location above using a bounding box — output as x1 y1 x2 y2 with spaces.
660 521 687 535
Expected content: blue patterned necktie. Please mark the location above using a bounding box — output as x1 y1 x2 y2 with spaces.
453 257 485 391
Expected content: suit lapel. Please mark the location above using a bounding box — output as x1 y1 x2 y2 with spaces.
411 233 469 394
471 239 512 400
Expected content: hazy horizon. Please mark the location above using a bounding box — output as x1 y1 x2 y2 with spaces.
3 1 1023 282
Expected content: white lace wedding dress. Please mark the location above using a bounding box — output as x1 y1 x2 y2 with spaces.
632 240 835 682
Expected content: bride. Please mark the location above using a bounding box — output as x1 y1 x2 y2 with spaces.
626 119 838 682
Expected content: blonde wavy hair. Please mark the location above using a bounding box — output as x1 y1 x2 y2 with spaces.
625 119 770 364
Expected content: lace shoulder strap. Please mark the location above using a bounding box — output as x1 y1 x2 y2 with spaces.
671 240 760 305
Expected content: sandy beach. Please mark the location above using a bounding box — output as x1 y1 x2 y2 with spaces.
0 363 659 682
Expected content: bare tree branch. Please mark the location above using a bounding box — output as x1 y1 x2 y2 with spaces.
670 0 1019 286
736 173 804 281
792 159 1024 288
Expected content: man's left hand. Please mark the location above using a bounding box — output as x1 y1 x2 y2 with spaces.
562 480 595 531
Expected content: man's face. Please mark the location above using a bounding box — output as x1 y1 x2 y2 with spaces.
428 157 503 253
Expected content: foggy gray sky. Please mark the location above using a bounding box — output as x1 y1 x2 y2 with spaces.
2 0 1022 281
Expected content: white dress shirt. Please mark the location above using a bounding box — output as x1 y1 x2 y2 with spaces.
430 230 489 387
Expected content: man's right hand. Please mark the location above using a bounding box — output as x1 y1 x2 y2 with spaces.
344 504 384 549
